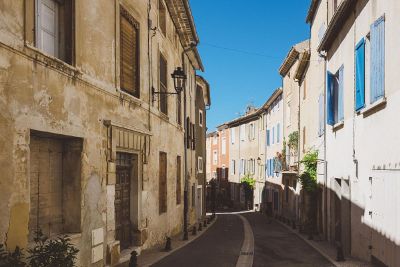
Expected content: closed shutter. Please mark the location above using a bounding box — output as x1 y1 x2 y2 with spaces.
160 54 168 114
267 130 270 146
159 152 167 214
120 9 139 97
38 0 58 57
370 16 385 103
326 71 335 125
338 66 344 121
355 38 365 111
186 117 191 149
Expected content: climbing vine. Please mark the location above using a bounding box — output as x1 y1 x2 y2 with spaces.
299 150 318 192
288 131 299 151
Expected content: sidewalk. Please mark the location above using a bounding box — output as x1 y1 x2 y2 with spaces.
116 216 218 267
276 219 372 267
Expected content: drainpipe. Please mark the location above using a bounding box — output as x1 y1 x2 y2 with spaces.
324 0 329 242
183 73 189 240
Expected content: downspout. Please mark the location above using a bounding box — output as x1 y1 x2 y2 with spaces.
147 0 155 132
323 0 329 241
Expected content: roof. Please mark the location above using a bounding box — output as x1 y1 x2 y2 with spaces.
188 47 204 71
279 40 310 77
306 0 321 24
165 0 199 49
294 51 310 81
318 0 357 52
224 108 261 128
260 88 283 111
196 75 211 106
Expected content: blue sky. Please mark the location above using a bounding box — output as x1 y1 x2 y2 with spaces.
189 0 310 131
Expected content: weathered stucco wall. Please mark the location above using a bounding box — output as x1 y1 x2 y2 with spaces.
0 0 205 266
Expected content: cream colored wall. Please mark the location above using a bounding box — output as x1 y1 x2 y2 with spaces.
324 1 400 265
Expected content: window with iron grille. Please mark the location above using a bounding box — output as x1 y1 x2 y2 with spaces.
120 7 140 98
159 53 168 115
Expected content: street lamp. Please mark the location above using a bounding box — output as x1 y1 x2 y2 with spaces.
257 157 262 166
151 67 187 99
171 67 186 94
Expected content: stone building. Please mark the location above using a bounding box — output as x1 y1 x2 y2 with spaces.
0 0 209 266
279 40 310 223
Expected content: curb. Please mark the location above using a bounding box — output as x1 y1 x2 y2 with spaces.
275 219 340 267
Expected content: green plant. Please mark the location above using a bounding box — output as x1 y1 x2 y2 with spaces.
288 131 299 150
0 244 26 267
282 139 287 169
299 150 318 192
27 230 79 267
240 174 255 189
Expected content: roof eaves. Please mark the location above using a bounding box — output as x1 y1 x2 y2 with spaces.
306 0 321 24
318 0 357 52
295 51 310 81
279 48 300 77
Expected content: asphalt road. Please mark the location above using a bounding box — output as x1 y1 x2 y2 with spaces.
152 212 333 267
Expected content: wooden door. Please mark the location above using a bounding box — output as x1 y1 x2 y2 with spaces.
115 153 132 250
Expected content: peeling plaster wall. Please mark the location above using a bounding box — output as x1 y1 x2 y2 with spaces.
0 0 202 265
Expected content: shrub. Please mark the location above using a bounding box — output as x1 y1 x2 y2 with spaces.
0 244 25 267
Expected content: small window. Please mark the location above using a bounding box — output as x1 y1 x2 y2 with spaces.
231 160 236 175
221 136 226 155
120 7 140 98
159 0 167 36
199 110 204 127
35 0 74 64
327 66 344 125
159 53 168 115
213 135 218 145
198 157 203 174
231 128 236 144
213 150 218 164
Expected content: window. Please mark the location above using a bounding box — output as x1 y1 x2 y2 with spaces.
199 110 204 127
198 157 203 174
159 152 167 214
266 129 270 146
176 156 181 204
159 0 166 36
240 125 246 141
277 123 280 143
355 38 366 111
327 66 344 125
34 0 74 64
231 160 236 175
29 135 82 239
370 16 385 104
159 53 168 115
248 123 255 141
272 126 275 145
231 128 236 144
213 150 218 164
120 7 140 98
240 159 245 175
221 136 226 155
213 135 218 145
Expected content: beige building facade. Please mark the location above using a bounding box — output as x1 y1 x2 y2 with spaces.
0 0 209 266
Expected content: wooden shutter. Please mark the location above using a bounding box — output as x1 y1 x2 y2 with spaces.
120 8 139 97
176 156 181 205
160 54 168 114
37 0 58 57
159 0 166 36
370 16 385 103
338 66 344 122
355 38 365 111
159 152 167 214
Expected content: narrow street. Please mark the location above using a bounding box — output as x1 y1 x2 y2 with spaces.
152 213 332 267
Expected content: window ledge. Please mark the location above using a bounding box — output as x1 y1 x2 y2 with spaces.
360 97 387 118
25 43 80 77
118 89 143 107
332 121 344 131
159 112 169 122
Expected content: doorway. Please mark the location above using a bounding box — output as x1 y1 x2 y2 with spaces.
115 152 136 250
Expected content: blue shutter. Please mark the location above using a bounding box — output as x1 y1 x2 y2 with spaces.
267 130 270 146
277 124 280 143
370 16 385 103
272 127 275 145
268 159 272 177
338 66 344 121
326 71 335 125
355 38 365 111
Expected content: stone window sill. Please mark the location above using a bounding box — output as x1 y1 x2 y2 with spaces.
359 97 387 118
25 43 80 77
118 89 143 107
332 121 344 131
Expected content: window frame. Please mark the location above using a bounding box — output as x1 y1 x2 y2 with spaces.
198 157 203 174
159 52 168 115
